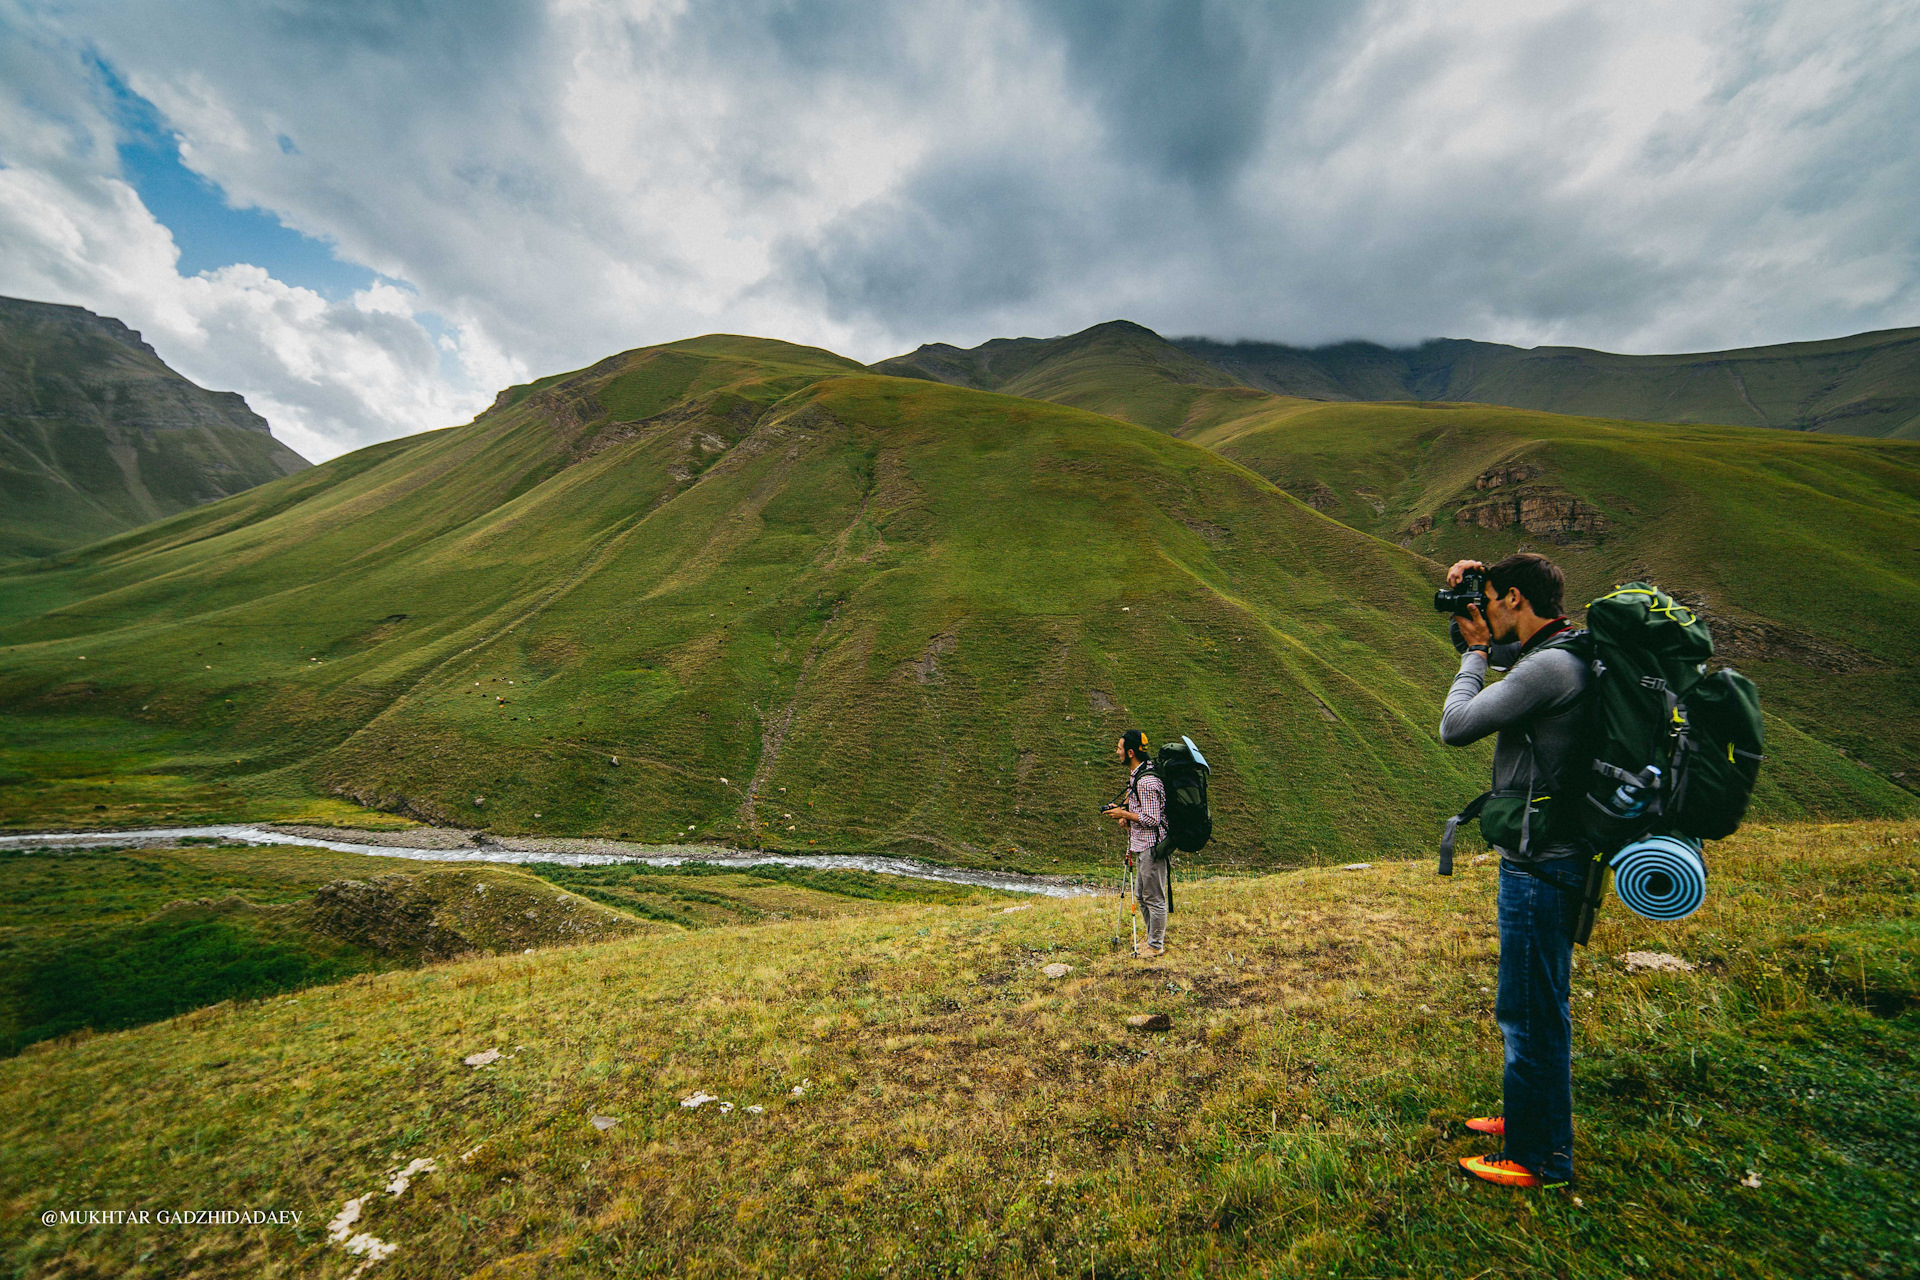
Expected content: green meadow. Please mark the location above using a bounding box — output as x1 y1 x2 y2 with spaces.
0 841 1020 1058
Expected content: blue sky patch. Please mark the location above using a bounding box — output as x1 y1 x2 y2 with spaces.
98 58 378 299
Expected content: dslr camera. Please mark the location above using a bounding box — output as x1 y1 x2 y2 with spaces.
1433 566 1488 616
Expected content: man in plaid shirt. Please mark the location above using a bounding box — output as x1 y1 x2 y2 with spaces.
1104 728 1169 957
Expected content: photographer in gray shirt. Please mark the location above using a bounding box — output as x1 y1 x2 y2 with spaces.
1437 553 1591 1191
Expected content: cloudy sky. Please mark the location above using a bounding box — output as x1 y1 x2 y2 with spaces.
2 0 1916 461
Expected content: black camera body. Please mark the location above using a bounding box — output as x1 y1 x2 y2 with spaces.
1433 567 1489 616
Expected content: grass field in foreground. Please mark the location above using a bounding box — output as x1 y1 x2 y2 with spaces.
1 819 1914 1278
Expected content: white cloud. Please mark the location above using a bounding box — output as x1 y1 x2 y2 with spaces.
1 0 1916 459
0 8 513 461
0 153 514 460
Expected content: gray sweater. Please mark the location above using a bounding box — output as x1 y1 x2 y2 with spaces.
1440 636 1591 860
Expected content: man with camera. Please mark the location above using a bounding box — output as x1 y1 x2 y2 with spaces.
1103 729 1168 958
1436 552 1590 1190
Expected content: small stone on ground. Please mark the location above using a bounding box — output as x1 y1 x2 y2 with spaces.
1042 962 1073 978
1125 1012 1172 1032
1342 863 1373 871
1622 951 1695 973
464 1049 503 1068
591 1116 619 1131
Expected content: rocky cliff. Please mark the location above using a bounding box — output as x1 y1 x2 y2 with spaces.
0 295 311 560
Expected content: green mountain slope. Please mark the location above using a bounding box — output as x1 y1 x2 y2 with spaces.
0 333 1907 864
883 321 1920 793
1187 396 1920 787
0 296 311 562
872 320 1257 435
1177 327 1920 439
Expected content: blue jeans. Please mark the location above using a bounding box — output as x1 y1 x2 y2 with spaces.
1496 857 1585 1181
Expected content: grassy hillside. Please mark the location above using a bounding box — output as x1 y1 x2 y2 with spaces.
874 320 1253 434
879 321 1920 799
0 296 311 562
3 818 1913 1278
1177 326 1920 439
1 331 1909 864
0 841 1019 1057
1185 397 1920 789
0 842 649 1055
0 331 1681 868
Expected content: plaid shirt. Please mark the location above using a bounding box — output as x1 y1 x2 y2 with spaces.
1127 764 1166 855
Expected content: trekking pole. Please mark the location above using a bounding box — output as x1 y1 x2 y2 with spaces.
1129 854 1140 955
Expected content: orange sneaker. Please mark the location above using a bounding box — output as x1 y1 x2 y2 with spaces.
1459 1154 1542 1188
1466 1116 1505 1136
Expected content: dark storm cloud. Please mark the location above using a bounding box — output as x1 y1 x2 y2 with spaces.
778 0 1920 353
1028 0 1353 189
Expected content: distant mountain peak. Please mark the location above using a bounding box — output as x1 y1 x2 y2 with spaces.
0 295 309 560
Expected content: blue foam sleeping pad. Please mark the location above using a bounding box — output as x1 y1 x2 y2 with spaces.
1612 834 1708 921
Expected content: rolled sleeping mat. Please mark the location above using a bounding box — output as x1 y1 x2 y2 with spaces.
1611 834 1707 922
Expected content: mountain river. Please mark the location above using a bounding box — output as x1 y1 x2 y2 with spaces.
0 825 1101 898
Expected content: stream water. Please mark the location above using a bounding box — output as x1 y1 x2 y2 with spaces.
0 825 1100 898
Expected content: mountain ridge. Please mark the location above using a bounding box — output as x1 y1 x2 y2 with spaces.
877 319 1920 439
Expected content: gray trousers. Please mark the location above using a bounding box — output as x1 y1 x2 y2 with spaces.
1135 849 1168 949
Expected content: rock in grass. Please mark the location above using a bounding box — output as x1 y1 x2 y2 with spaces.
1622 951 1695 974
464 1049 503 1067
1042 962 1073 979
1342 863 1373 871
1125 1013 1171 1032
590 1115 619 1131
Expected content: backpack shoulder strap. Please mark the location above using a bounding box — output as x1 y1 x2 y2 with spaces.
1535 627 1594 670
1533 627 1599 716
1439 791 1492 876
1128 761 1157 800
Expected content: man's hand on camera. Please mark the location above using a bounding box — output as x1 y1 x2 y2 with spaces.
1446 559 1485 588
1456 601 1493 650
1104 807 1139 824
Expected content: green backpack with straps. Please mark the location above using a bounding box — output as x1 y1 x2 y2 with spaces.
1439 582 1765 872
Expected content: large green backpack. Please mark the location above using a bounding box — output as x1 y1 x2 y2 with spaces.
1572 583 1765 847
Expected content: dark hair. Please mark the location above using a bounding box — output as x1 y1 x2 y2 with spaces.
1122 729 1150 761
1487 553 1565 617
